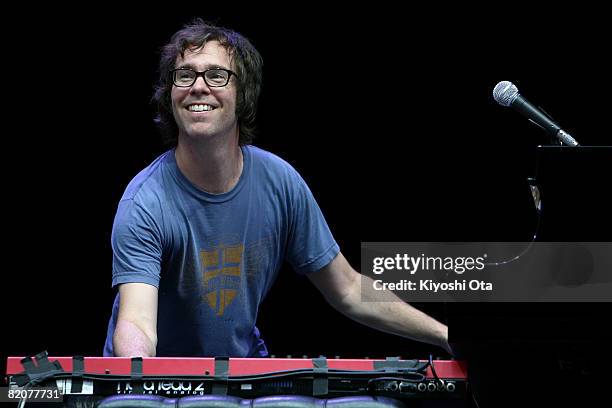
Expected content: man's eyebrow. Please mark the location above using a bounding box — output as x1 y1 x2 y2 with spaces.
176 63 230 70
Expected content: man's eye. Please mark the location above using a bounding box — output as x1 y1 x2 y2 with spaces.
178 72 194 80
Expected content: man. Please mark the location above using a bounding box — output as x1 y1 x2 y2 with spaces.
104 19 450 357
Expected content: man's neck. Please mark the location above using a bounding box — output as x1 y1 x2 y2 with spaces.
174 134 243 194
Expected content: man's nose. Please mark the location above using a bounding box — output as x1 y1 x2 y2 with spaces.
190 76 211 93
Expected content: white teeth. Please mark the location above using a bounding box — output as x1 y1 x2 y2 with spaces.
188 104 214 112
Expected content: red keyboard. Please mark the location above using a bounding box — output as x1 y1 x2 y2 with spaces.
5 353 467 401
6 356 466 378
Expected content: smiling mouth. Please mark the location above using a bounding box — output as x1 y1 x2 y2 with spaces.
187 104 216 112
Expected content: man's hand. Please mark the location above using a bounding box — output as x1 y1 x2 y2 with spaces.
308 252 450 352
113 283 158 357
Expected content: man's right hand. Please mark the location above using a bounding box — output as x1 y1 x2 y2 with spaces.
113 283 158 357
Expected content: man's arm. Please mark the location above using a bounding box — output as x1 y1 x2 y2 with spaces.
308 252 451 353
113 283 158 357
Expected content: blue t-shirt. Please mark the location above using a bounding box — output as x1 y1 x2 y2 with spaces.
103 145 339 357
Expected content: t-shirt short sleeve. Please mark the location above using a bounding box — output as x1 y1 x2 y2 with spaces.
111 199 163 288
285 170 339 274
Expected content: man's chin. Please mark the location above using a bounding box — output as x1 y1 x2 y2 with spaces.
182 126 216 139
178 122 238 142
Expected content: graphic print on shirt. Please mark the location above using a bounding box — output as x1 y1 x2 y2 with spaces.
200 243 243 316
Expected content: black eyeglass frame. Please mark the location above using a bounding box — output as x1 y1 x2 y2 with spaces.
170 68 238 88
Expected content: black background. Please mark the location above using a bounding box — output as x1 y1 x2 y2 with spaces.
2 9 610 390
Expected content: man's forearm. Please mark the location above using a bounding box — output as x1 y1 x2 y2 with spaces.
332 274 450 352
113 319 157 357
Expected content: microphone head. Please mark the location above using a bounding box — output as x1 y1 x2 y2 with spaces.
493 81 519 107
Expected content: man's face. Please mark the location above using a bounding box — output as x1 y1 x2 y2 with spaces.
171 41 238 142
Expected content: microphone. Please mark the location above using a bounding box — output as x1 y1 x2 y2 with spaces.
492 81 579 146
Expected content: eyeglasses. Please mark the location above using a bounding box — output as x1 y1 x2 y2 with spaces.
170 68 237 88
